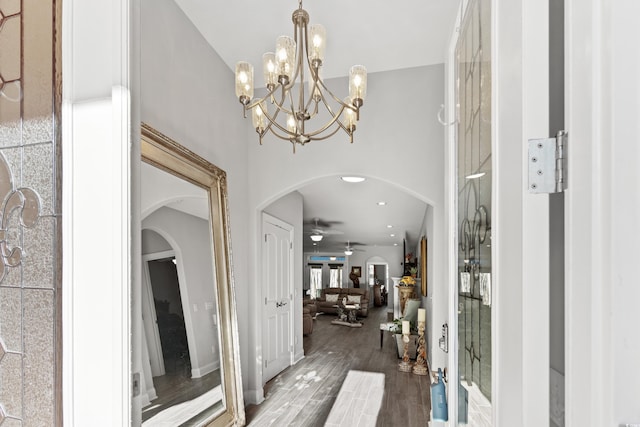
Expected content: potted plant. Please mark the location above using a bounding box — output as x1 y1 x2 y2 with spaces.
409 266 418 278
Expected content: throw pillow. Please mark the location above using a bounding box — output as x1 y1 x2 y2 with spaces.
326 294 339 302
347 295 361 304
404 299 421 325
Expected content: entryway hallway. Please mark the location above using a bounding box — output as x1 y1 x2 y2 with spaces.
245 306 433 426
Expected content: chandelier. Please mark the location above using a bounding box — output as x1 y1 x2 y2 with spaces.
235 0 367 152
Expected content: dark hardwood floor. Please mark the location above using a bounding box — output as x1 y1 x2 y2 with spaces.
245 305 432 426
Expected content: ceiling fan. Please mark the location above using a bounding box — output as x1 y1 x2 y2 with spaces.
304 218 344 241
343 240 365 255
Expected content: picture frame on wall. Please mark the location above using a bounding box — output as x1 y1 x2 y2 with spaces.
351 266 361 277
421 237 428 296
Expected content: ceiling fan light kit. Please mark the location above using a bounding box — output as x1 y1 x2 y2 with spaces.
235 0 367 152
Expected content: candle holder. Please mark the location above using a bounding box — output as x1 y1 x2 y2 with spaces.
398 333 413 372
413 320 429 375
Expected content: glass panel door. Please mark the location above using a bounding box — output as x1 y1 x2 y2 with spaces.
456 0 492 422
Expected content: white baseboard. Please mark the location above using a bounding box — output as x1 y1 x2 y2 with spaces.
191 360 220 379
293 351 305 364
244 388 265 406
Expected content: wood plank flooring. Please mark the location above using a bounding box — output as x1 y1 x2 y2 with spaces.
245 306 432 426
142 369 221 421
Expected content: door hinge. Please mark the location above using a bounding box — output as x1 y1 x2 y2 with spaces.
528 130 567 194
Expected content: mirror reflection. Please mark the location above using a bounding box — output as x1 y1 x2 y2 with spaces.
140 162 223 424
137 123 245 426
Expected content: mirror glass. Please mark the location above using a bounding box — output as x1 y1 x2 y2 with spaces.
139 124 244 426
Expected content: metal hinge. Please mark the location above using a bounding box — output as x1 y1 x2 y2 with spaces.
528 130 567 194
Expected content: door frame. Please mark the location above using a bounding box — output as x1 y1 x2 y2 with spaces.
260 212 295 385
141 250 177 377
447 0 552 424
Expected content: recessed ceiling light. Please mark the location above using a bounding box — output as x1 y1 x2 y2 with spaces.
387 225 393 228
465 172 486 180
377 201 386 206
341 176 366 183
394 243 398 246
390 233 395 237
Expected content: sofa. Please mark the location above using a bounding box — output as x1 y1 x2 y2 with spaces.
302 298 317 335
316 288 369 317
302 306 313 335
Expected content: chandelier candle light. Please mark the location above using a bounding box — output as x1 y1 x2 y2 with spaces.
235 0 367 152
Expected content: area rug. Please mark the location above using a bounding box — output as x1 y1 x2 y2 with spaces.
330 319 363 328
325 370 385 427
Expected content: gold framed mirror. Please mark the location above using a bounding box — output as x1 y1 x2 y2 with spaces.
140 123 245 426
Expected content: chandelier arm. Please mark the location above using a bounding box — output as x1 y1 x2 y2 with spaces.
245 83 283 111
299 105 346 137
297 24 308 122
260 103 299 136
303 125 344 142
314 75 354 108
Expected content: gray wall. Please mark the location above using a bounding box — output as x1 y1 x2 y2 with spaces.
142 229 172 254
143 206 220 376
140 0 250 388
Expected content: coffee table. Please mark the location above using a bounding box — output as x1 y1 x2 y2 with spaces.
331 304 363 327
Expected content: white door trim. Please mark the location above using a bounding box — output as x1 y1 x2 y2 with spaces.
62 0 132 425
521 0 551 424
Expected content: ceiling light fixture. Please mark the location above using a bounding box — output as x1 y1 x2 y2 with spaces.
377 201 386 206
344 249 353 256
235 1 367 152
465 172 486 180
310 234 323 242
387 225 393 228
341 176 365 183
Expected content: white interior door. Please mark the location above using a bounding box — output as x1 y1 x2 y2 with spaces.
262 213 294 383
141 253 170 377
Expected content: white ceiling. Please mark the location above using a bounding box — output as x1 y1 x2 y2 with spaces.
297 177 429 253
174 0 461 81
173 0 460 254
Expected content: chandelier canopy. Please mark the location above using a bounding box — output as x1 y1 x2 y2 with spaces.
235 0 367 152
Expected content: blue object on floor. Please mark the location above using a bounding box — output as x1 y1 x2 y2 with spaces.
431 368 448 421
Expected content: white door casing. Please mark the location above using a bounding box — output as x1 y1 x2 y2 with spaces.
262 213 295 383
141 251 174 377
